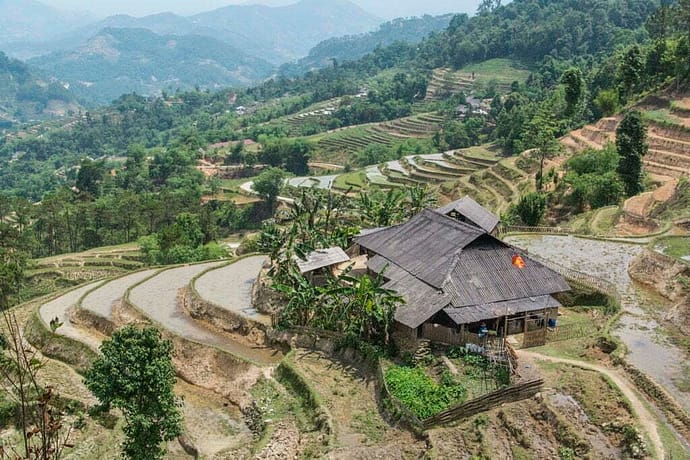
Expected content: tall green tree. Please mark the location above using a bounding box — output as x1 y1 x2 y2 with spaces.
76 158 106 197
0 223 25 310
561 67 584 116
84 326 182 460
253 167 287 213
616 111 648 197
524 111 560 191
618 45 644 100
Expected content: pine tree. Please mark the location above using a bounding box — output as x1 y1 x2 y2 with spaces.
616 111 648 197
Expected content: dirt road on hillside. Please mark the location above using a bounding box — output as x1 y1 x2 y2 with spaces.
519 350 664 459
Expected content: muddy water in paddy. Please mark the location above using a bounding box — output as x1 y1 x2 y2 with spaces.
506 235 690 413
193 256 271 325
129 261 283 365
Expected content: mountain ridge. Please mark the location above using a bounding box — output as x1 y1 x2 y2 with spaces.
28 27 276 105
2 0 382 64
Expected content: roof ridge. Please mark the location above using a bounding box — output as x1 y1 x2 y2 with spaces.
420 207 486 233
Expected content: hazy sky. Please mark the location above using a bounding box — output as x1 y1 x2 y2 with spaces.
40 0 483 19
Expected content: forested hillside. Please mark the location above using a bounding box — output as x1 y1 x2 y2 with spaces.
0 52 79 125
280 14 454 76
28 28 276 105
418 0 661 67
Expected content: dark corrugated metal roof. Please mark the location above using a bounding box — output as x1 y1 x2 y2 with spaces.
295 247 350 274
437 195 500 233
444 295 561 324
383 271 449 329
355 209 484 288
356 207 570 328
443 236 571 307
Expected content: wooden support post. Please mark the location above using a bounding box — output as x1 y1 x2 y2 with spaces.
523 313 528 335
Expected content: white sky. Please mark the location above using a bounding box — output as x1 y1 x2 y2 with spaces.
40 0 483 19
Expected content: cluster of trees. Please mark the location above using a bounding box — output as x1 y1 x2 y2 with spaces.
258 189 404 349
0 182 259 260
509 109 648 225
563 145 625 212
419 0 660 68
433 117 486 151
257 186 435 348
138 212 227 265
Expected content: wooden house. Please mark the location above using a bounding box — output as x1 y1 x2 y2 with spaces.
354 206 570 349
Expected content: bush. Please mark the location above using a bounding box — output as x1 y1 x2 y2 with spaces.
563 145 624 210
514 192 547 226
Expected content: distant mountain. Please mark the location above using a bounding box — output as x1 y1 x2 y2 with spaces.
0 0 94 48
189 0 382 63
281 14 454 76
0 52 79 126
350 0 481 20
28 28 276 105
5 0 381 65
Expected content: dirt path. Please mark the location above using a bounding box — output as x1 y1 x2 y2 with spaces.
193 256 271 326
519 350 665 459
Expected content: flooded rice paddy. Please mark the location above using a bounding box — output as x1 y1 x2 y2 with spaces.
506 235 690 413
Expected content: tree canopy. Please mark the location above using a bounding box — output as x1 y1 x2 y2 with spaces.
84 326 182 460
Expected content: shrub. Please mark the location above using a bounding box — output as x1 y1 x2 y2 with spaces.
514 192 547 226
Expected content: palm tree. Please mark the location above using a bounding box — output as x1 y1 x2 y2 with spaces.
406 185 437 218
329 270 402 345
357 189 405 227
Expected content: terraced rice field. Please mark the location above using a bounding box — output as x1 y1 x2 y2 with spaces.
314 126 400 157
80 269 159 320
311 113 444 163
365 166 396 186
35 244 144 270
378 113 444 137
39 282 103 350
193 256 271 326
129 262 283 364
561 102 690 180
258 97 343 137
286 175 338 190
425 68 474 101
505 235 690 414
425 60 531 101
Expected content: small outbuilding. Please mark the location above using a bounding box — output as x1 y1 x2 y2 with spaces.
295 247 350 284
